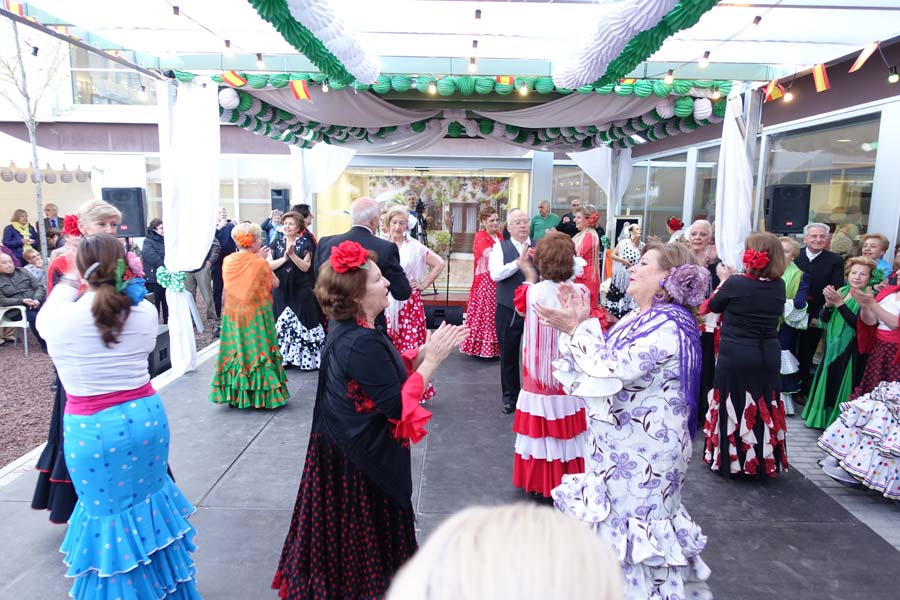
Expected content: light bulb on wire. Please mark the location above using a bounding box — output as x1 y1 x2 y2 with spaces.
468 57 477 73
711 90 721 100
888 66 899 84
224 40 232 58
783 90 794 102
664 70 674 84
322 81 329 93
699 51 710 69
139 85 147 100
428 80 437 94
519 82 528 96
256 53 264 69
752 15 762 26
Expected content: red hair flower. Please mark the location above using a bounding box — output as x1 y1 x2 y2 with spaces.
742 249 770 271
667 217 683 231
330 240 369 273
61 214 81 237
235 231 255 248
586 213 600 228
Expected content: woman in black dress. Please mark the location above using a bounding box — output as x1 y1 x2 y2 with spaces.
272 241 468 599
703 232 789 478
267 211 325 370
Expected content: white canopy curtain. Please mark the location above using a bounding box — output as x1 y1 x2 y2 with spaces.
714 94 753 270
566 146 633 238
288 143 356 207
474 92 658 128
157 77 221 376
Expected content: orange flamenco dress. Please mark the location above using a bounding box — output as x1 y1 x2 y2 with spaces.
210 251 289 409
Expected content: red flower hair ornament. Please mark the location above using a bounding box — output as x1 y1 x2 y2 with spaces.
61 214 81 237
586 213 600 229
742 249 770 271
330 240 370 273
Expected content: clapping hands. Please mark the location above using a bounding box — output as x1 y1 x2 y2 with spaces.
422 323 469 365
823 285 843 308
534 283 590 335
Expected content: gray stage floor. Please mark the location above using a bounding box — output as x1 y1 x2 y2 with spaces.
1 349 898 599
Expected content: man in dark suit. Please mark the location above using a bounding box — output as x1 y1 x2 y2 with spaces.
557 197 582 237
315 197 411 327
42 203 61 232
794 222 845 396
490 208 535 414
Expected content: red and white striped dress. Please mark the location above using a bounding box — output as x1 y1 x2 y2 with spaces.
459 230 503 358
512 280 589 497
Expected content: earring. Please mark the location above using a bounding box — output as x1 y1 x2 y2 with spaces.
652 287 667 304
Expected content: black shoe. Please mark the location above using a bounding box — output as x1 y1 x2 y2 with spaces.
502 402 515 414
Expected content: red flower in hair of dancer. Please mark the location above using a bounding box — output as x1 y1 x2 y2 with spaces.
667 216 683 230
742 249 770 271
330 240 369 273
61 214 81 237
586 213 600 228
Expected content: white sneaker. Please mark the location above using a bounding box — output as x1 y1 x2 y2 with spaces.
782 394 795 416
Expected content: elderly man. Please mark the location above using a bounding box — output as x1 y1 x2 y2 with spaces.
315 197 411 328
43 203 61 232
794 222 845 396
530 201 560 242
557 197 582 237
490 208 536 414
0 252 46 350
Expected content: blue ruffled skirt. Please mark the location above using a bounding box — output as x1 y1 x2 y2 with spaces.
61 394 201 599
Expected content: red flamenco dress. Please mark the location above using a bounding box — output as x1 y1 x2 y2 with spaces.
459 229 503 358
512 281 595 497
272 318 431 600
573 227 601 310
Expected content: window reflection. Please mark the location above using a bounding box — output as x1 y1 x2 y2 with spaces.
70 48 155 106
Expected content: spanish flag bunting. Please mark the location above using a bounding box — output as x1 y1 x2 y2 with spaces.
222 70 247 87
52 24 69 34
290 79 311 101
619 78 637 84
812 63 830 92
4 1 25 16
495 76 514 86
848 42 879 73
763 80 784 102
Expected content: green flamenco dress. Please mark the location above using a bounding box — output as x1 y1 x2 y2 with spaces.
210 251 289 409
802 287 863 429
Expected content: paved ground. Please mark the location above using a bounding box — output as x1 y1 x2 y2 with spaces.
1 348 899 599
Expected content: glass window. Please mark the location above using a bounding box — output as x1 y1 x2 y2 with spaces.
145 157 238 221
236 157 291 224
693 146 719 223
551 165 607 218
70 47 155 106
763 116 879 255
646 153 686 241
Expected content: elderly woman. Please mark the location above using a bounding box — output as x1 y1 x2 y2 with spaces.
537 242 710 600
37 233 198 599
778 236 810 416
210 222 289 408
0 252 46 349
31 200 124 524
704 233 788 478
272 241 467 599
460 206 504 358
860 233 891 274
602 222 642 318
384 205 445 399
687 219 721 428
846 274 900 398
802 257 877 429
268 211 324 370
2 209 38 263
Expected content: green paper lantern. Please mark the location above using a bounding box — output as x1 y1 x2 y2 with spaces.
478 120 494 135
505 124 519 135
269 74 290 88
247 74 269 89
353 82 371 92
712 99 727 118
652 80 673 97
415 76 434 93
495 83 514 95
227 111 241 124
211 75 224 84
329 80 348 91
474 77 495 95
634 80 654 97
614 83 634 96
309 72 328 83
457 76 476 96
237 91 253 112
276 109 293 121
391 75 412 92
577 85 594 94
534 77 555 94
373 75 391 94
411 120 428 133
674 96 694 117
673 80 692 95
718 81 733 94
594 83 615 95
547 127 561 137
447 121 464 137
513 131 530 144
174 70 195 83
693 80 714 89
556 87 572 95
437 77 457 96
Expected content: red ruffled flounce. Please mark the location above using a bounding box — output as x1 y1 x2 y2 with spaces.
513 407 587 440
513 454 586 497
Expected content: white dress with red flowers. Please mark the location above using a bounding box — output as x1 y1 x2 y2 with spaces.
386 237 435 400
511 281 589 497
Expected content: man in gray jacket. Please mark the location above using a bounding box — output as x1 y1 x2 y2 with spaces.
0 252 46 350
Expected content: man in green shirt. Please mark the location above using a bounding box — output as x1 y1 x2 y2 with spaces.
530 201 561 242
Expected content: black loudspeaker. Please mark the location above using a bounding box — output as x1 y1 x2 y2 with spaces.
147 324 171 377
764 184 811 234
101 187 147 237
271 188 291 213
425 305 464 329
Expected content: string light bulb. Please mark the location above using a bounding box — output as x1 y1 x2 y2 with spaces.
173 6 180 16
472 40 478 51
783 90 794 102
752 15 762 26
889 66 899 84
475 8 481 20
322 81 329 93
711 90 721 100
699 51 710 69
428 80 437 94
468 57 477 73
256 53 264 68
224 40 232 57
519 82 528 95
664 70 674 84
31 46 39 57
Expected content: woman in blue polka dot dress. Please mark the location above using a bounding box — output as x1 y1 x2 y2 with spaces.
37 233 201 599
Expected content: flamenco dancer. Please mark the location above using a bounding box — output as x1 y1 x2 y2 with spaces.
459 207 504 358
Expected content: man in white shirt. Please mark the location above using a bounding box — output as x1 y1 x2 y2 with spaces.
490 209 536 413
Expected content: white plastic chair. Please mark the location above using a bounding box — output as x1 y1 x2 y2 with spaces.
0 305 29 356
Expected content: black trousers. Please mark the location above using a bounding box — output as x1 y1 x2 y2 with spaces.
146 282 169 323
495 303 524 407
211 264 224 319
797 327 823 394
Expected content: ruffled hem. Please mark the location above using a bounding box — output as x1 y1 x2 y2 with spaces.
458 336 500 358
512 454 584 497
276 308 325 370
515 388 586 420
68 554 201 600
513 407 587 439
514 432 587 462
210 350 289 409
552 471 709 599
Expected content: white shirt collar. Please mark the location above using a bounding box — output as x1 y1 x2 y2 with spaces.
805 247 822 261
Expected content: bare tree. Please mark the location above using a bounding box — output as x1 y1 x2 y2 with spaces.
0 18 69 259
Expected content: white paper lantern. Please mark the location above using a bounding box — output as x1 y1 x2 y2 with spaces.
218 87 240 110
693 98 713 121
655 98 675 119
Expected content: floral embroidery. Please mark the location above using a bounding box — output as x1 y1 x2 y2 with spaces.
346 380 375 413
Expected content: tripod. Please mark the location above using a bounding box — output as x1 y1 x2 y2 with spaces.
415 199 439 296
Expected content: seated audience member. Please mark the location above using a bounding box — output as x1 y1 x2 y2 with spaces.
386 503 624 600
46 228 63 251
0 242 20 267
0 252 47 350
21 248 47 284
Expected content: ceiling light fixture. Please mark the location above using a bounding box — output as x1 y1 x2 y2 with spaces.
752 15 762 26
256 53 264 68
468 57 477 73
630 134 647 144
173 6 180 16
224 40 232 57
519 82 528 95
889 66 899 84
699 51 710 69
31 46 39 56
428 80 437 94
664 70 674 84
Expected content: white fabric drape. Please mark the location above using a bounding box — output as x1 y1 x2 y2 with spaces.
288 143 356 205
157 78 220 376
567 146 633 236
475 93 658 128
714 95 753 270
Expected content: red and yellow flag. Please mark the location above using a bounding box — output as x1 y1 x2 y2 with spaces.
495 76 514 86
812 64 830 92
849 42 879 73
619 78 637 84
52 24 69 34
222 70 247 87
290 79 310 101
4 1 25 16
763 80 784 102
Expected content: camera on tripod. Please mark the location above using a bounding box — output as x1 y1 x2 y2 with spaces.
413 198 427 244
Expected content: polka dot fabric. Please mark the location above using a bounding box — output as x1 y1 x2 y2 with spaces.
60 394 201 599
386 289 434 400
276 307 325 370
272 433 417 599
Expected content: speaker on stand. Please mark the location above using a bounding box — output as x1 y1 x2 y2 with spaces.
101 187 147 237
764 184 811 234
271 188 291 213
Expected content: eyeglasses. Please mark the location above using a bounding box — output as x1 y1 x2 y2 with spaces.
510 219 529 226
